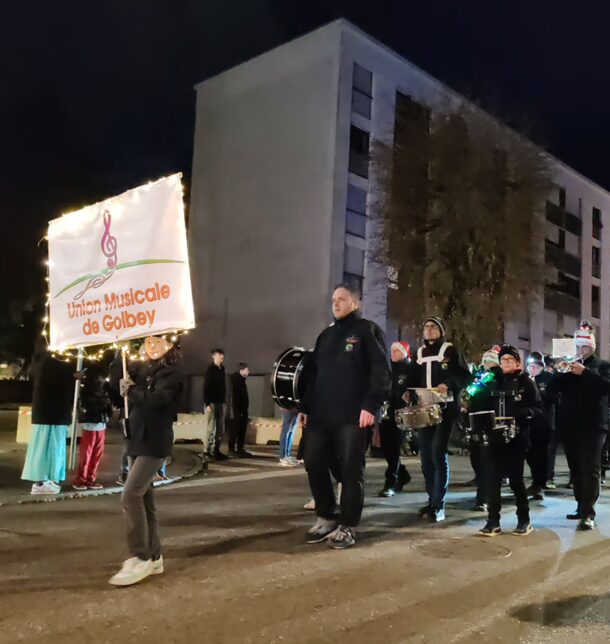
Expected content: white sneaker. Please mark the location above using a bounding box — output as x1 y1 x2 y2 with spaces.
109 557 153 586
48 481 61 491
151 556 164 575
31 482 60 495
279 458 297 467
303 498 316 510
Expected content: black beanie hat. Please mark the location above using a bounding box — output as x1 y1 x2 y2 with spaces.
424 316 445 336
499 344 521 362
527 351 544 368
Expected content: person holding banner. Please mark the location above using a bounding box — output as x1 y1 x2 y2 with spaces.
109 335 183 587
22 341 75 495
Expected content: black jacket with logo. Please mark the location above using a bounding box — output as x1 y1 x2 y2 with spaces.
532 370 556 432
389 360 411 413
469 368 542 447
304 311 390 425
31 353 75 425
549 355 610 435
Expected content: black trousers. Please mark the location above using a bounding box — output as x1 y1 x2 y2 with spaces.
485 439 529 526
379 418 406 487
527 423 551 489
305 421 366 527
547 430 559 481
469 445 487 505
562 431 606 519
228 414 248 452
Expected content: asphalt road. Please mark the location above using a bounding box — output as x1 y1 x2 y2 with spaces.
1 453 609 643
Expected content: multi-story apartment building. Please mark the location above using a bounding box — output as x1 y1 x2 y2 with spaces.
186 18 610 388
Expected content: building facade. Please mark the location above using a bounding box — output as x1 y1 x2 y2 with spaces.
186 19 610 397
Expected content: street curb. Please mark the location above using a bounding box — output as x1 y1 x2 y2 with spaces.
0 451 207 509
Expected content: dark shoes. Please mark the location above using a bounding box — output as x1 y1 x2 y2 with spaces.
214 451 229 461
566 511 581 520
428 508 445 522
479 523 501 537
418 503 432 517
472 503 488 512
378 486 396 498
395 466 412 492
328 526 356 550
527 486 545 501
577 517 595 531
306 520 338 544
237 449 252 458
513 522 533 536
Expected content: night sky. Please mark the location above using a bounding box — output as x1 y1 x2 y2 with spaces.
2 0 609 319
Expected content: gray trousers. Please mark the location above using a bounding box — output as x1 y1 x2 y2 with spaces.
122 455 166 561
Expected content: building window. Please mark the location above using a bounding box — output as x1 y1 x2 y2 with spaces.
353 63 372 95
593 207 602 240
348 125 370 178
592 245 601 278
352 63 373 120
592 284 601 318
344 244 365 276
343 272 363 298
559 186 566 209
347 184 367 214
552 272 580 299
558 229 566 250
346 211 367 238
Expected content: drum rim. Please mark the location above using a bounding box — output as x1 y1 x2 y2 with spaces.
271 346 309 408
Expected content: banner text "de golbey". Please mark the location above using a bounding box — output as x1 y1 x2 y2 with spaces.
66 282 171 336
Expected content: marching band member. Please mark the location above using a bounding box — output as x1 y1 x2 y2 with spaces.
300 284 390 549
408 317 471 521
470 345 542 537
378 341 412 498
468 346 501 512
525 352 556 501
550 326 610 530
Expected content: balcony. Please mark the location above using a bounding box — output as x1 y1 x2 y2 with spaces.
544 286 580 317
546 201 582 236
545 240 581 276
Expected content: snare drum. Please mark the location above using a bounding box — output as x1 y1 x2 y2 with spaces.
468 410 496 446
494 416 518 443
395 404 442 431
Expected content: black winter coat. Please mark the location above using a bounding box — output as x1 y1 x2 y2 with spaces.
79 374 113 424
304 311 390 425
31 354 75 425
469 368 542 447
203 364 226 405
230 372 249 416
549 355 610 436
532 370 556 432
127 359 183 458
388 360 410 413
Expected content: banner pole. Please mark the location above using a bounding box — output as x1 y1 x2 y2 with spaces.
121 344 129 419
68 349 84 470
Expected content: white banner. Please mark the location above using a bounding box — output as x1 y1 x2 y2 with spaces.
48 174 195 349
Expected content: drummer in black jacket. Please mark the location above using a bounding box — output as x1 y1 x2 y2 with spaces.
301 283 390 550
407 317 472 522
549 327 610 530
378 342 412 497
470 345 542 537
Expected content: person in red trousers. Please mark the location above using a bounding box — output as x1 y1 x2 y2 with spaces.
73 370 113 490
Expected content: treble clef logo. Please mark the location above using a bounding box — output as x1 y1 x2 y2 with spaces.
101 211 117 269
73 208 119 300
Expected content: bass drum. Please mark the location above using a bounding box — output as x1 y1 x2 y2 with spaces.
271 347 313 410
